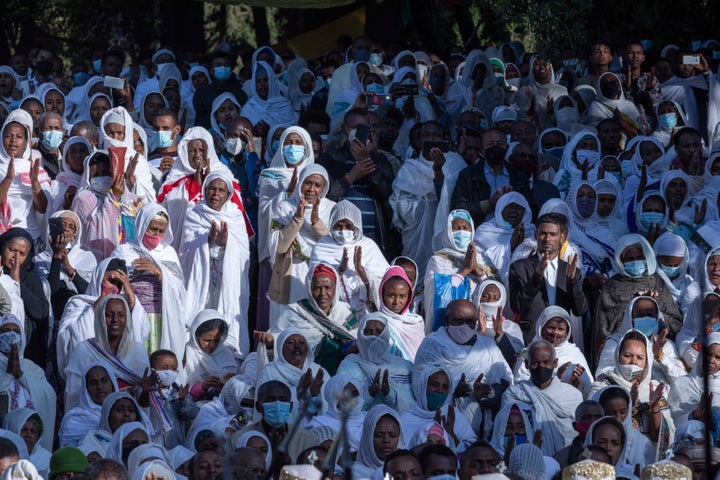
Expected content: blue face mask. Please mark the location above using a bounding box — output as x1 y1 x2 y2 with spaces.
641 211 665 230
640 39 654 52
263 400 292 427
154 130 173 149
624 260 648 277
426 391 448 411
545 146 564 159
575 149 600 166
0 331 21 354
576 196 595 218
452 230 472 251
610 171 623 183
41 130 63 150
713 322 720 332
501 219 514 230
369 53 384 67
282 145 305 165
621 159 635 178
659 113 677 129
73 72 91 87
354 49 371 62
691 40 703 52
660 263 681 278
503 434 527 448
93 59 102 73
214 66 232 82
633 316 658 337
366 83 385 95
271 140 280 156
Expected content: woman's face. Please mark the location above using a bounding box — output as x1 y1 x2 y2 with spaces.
214 99 239 127
108 398 138 432
187 139 208 170
19 419 40 453
164 88 181 113
299 72 315 94
620 246 644 264
145 219 167 238
363 319 385 337
104 298 127 341
593 423 623 465
504 412 526 436
576 137 598 151
619 339 646 368
86 366 115 404
21 100 43 130
373 415 400 461
640 141 663 166
708 344 720 376
427 371 450 396
58 215 78 242
300 174 324 204
665 177 687 208
332 218 355 232
282 334 308 368
197 326 222 354
479 284 501 303
121 429 148 465
90 97 111 126
192 72 209 90
642 196 665 214
3 123 27 158
0 72 15 96
89 157 111 179
45 90 65 115
451 218 471 232
541 318 568 346
255 74 269 100
709 256 720 287
205 178 230 211
604 397 629 422
311 274 335 314
1 237 30 272
143 93 165 124
104 122 125 141
0 322 20 335
501 202 525 228
66 142 89 174
382 278 410 314
283 132 304 147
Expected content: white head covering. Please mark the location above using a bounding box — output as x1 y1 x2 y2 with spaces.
106 421 150 464
268 125 314 169
356 405 404 471
100 106 134 150
329 200 364 242
93 294 133 358
209 92 241 141
178 309 236 385
166 126 225 182
614 234 657 277
233 431 272 469
98 391 152 434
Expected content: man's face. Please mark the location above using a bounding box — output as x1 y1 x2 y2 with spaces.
460 447 500 479
481 130 507 151
102 55 123 78
510 121 536 146
591 44 612 68
424 453 457 477
597 122 621 152
654 60 673 83
385 455 423 480
462 135 483 165
624 44 645 69
10 55 28 75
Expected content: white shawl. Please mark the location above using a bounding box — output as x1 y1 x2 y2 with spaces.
178 309 238 386
240 61 297 128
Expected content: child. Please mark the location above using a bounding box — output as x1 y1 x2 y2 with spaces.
377 266 426 362
150 349 197 449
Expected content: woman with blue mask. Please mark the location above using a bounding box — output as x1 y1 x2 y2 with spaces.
424 210 501 334
634 193 669 239
651 100 687 148
595 295 686 388
591 234 683 362
553 130 602 198
622 137 670 229
474 191 535 285
653 232 700 317
400 364 476 452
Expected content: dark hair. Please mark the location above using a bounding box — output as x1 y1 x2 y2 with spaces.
153 108 178 124
598 388 629 410
149 349 177 365
4 121 28 140
297 445 328 464
210 50 234 65
574 444 611 464
482 127 505 141
383 449 418 474
421 120 448 139
536 212 568 234
590 417 626 449
195 318 226 338
71 121 100 143
418 444 456 473
0 437 18 459
88 151 110 167
619 330 647 353
102 47 125 65
575 399 601 419
343 108 368 125
86 458 129 480
673 126 702 146
257 380 291 402
298 109 330 130
597 118 620 130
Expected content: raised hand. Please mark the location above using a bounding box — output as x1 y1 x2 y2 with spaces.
695 199 708 225
309 369 324 397
253 331 275 349
454 373 472 398
338 247 349 275
140 367 159 394
472 373 492 400
557 362 572 381
649 381 665 408
219 221 229 247
208 220 219 245
287 166 299 196
125 152 140 188
566 253 579 281
653 329 668 361
369 369 382 397
536 252 550 277
354 245 369 285
310 197 320 225
510 223 524 252
492 307 504 338
381 369 390 396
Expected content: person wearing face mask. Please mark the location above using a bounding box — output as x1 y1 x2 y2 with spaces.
514 57 568 131
591 234 682 363
236 380 317 464
306 374 366 453
193 51 248 130
337 313 414 412
550 95 587 136
652 232 700 317
501 339 583 456
146 108 181 186
36 111 64 179
413 299 513 439
445 50 504 123
651 100 687 148
450 127 533 225
108 204 188 357
552 400 605 468
553 130 603 198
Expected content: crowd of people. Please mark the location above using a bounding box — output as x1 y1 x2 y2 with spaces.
0 28 719 480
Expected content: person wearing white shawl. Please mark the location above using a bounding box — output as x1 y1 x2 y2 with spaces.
287 59 316 116
129 447 176 480
178 309 237 401
353 405 404 480
693 150 720 210
179 169 252 356
55 257 149 378
330 62 370 124
653 232 701 316
552 95 590 137
414 299 513 437
595 296 686 387
208 92 241 143
445 50 504 122
135 91 168 140
489 402 538 457
501 339 583 456
255 328 329 423
64 295 150 410
268 164 335 310
1 409 51 476
59 362 119 447
0 111 51 239
514 57 568 130
474 191 536 284
582 416 636 474
553 130 602 198
233 431 272 470
389 66 436 123
424 209 501 333
336 313 414 412
306 374 365 453
241 61 296 129
96 391 154 446
46 136 91 213
659 169 695 227
309 200 388 316
477 279 525 366
376 266 425 362
586 72 641 133
652 100 688 147
105 421 151 466
98 106 156 204
514 306 593 392
168 444 195 478
401 363 477 452
594 386 655 468
588 330 674 459
83 92 112 127
622 137 670 221
593 177 629 243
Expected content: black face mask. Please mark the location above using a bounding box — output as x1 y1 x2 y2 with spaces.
529 365 554 387
484 145 507 166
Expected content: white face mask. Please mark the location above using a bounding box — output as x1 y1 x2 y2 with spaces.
617 363 644 382
447 324 476 344
90 176 113 192
347 128 357 143
331 229 356 245
155 369 178 386
225 137 245 156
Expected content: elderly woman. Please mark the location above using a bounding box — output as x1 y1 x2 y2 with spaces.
179 170 252 357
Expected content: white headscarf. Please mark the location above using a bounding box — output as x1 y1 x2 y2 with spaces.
164 125 227 183
233 431 272 469
209 92 241 141
553 130 602 196
106 421 151 465
137 91 168 136
307 373 365 451
615 234 657 277
356 405 404 473
98 391 153 434
178 309 237 386
586 72 641 127
241 60 296 128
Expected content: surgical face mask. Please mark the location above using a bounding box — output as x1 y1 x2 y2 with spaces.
617 363 644 382
659 112 677 129
0 331 21 354
426 391 447 411
41 130 63 150
446 324 475 344
529 365 554 386
452 230 472 251
418 64 429 80
500 219 514 231
480 303 499 321
640 212 665 230
573 420 594 438
659 263 681 278
93 59 102 73
154 130 173 149
544 146 564 159
263 400 291 427
214 66 232 81
364 335 389 359
575 149 600 166
484 145 507 166
331 229 356 245
155 369 178 387
366 83 385 95
503 434 527 448
369 53 384 67
73 72 91 87
640 39 653 52
624 260 648 277
142 231 163 250
282 145 305 165
225 137 245 156
555 107 579 125
576 196 595 218
347 128 357 143
621 159 635 178
714 51 720 60
633 316 658 338
101 283 120 296
507 77 521 88
354 49 370 62
427 475 456 480
90 176 113 192
270 140 280 155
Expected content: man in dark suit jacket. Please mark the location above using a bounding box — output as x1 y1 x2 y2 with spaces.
509 213 588 344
